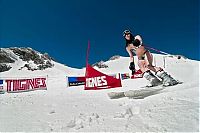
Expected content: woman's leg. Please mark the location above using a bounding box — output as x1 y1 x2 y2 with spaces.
145 51 178 86
145 51 162 73
136 47 178 86
136 46 162 73
138 59 161 86
138 59 149 73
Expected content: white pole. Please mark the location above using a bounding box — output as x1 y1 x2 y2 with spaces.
163 56 166 68
154 56 156 66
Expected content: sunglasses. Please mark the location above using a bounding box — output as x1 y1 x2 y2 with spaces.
123 32 130 37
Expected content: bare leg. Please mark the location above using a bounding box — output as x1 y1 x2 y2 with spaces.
136 47 162 73
145 51 162 73
138 59 162 87
138 60 149 73
144 51 178 86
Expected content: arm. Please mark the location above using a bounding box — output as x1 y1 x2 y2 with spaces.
126 47 136 74
126 47 134 62
135 35 143 44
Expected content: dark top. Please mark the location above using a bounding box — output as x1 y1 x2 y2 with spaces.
125 34 141 48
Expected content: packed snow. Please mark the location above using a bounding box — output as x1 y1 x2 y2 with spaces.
0 53 199 132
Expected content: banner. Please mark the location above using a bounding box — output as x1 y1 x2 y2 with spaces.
131 69 143 79
0 80 4 93
121 73 130 80
67 70 143 87
84 64 122 90
0 77 47 93
67 76 85 86
67 73 121 87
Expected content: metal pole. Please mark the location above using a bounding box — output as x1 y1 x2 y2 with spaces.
163 56 166 68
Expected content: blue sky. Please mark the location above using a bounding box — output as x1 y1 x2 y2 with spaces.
0 0 199 68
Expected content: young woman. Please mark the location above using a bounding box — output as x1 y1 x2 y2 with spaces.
123 29 178 87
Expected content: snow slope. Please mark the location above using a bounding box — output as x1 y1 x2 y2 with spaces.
0 54 199 132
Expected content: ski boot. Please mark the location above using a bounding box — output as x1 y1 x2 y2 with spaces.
156 70 178 87
143 70 162 87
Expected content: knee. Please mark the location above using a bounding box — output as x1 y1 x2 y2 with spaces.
138 63 149 73
146 64 154 68
138 55 145 60
155 67 163 73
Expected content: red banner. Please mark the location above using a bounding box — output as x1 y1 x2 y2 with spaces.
131 69 143 79
84 64 122 90
2 77 47 93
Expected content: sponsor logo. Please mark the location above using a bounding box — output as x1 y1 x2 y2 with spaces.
69 81 85 86
121 73 130 80
67 77 85 86
86 76 107 88
6 78 47 92
0 80 3 91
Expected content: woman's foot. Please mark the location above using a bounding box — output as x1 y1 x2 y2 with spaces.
143 70 162 87
156 71 179 86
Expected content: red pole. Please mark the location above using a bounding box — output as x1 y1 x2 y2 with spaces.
86 40 90 67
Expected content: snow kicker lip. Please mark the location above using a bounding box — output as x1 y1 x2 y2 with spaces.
108 88 164 99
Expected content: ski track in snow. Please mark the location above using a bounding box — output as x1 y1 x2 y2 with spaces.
0 54 199 132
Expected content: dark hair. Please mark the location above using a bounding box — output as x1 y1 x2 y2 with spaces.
125 34 134 48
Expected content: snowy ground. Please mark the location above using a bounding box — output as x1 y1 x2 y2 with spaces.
0 54 199 132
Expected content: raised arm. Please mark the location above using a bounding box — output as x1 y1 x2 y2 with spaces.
126 46 136 74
